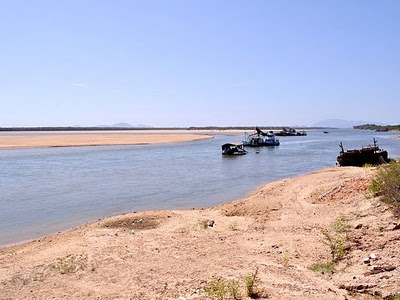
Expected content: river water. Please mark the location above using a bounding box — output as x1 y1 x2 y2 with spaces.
0 129 399 245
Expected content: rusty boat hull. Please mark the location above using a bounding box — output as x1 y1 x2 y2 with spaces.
337 146 389 167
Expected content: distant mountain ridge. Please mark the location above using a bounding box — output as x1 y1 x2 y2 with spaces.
97 123 151 128
313 119 386 128
112 122 133 128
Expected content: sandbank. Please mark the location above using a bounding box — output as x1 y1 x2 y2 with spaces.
0 132 212 150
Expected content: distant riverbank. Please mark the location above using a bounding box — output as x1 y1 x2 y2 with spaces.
354 124 400 132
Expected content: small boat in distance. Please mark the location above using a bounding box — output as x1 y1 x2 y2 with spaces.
243 127 280 147
323 131 329 134
222 143 247 155
275 127 307 136
337 138 389 167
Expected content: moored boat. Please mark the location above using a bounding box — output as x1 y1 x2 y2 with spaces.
275 127 307 136
243 127 280 147
222 143 247 155
337 139 389 167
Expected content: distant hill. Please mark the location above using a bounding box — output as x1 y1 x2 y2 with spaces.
111 122 133 128
313 119 386 128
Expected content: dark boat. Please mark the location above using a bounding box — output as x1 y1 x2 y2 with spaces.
222 143 247 155
337 139 389 167
275 127 307 136
243 127 279 147
323 131 329 134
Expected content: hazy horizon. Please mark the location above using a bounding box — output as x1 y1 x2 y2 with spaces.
1 1 399 127
0 118 391 129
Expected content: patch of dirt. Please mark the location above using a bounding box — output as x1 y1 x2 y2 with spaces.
101 214 166 231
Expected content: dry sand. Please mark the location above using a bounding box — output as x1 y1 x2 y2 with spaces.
1 167 399 299
0 132 212 149
0 129 248 136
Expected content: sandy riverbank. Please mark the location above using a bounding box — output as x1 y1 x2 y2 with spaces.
0 128 320 149
0 132 213 149
0 167 399 299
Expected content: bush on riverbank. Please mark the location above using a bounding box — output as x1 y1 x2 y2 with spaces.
370 161 400 211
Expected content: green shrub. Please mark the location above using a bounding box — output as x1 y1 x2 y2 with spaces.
331 215 351 235
370 161 400 209
321 215 350 262
322 230 346 262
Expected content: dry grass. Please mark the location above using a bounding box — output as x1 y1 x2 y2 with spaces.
8 254 88 286
204 278 241 300
52 254 87 274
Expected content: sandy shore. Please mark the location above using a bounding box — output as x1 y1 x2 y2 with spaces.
0 132 213 149
1 167 399 299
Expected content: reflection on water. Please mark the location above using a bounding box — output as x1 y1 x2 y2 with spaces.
0 129 399 245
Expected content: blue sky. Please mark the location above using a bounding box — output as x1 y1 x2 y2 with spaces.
1 0 399 127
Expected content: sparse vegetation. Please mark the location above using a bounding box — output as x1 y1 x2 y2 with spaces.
321 215 350 262
245 267 259 298
370 161 400 210
311 216 350 275
52 255 87 274
201 219 210 229
280 251 290 268
229 222 239 231
384 293 400 300
331 215 351 235
10 268 46 285
203 269 267 300
9 254 88 286
228 279 240 299
204 278 240 300
309 262 335 273
363 163 374 168
204 278 227 300
322 230 346 262
223 209 243 217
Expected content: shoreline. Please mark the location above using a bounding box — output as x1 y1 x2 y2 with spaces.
0 132 213 150
1 167 399 299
